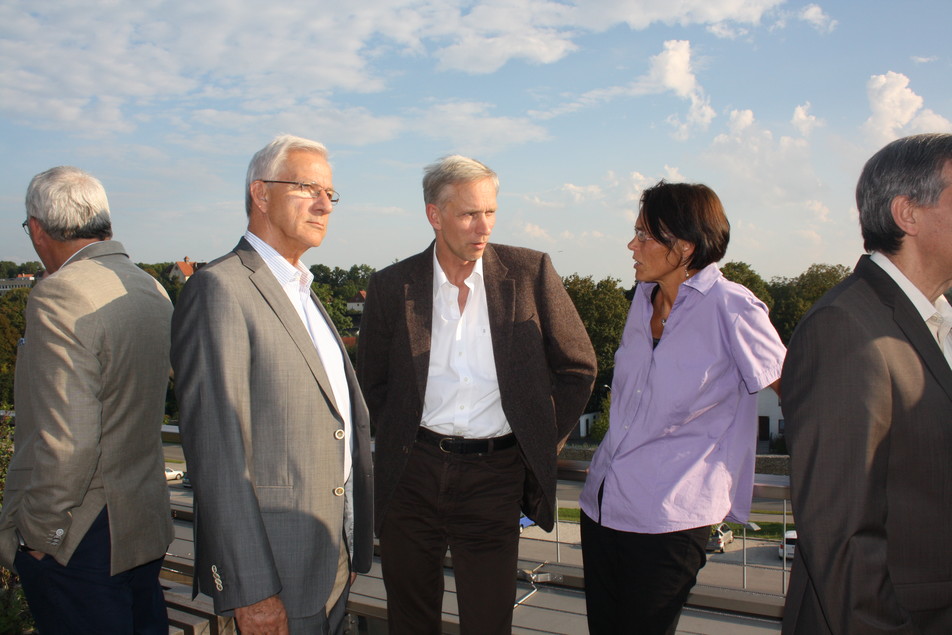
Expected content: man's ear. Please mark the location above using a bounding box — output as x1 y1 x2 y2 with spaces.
425 203 442 231
250 180 269 215
890 195 919 236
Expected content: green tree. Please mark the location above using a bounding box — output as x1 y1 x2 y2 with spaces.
0 413 35 632
589 392 612 443
137 262 184 305
0 288 30 338
768 263 852 343
0 262 41 279
312 283 353 332
562 274 631 389
310 264 375 301
720 261 773 309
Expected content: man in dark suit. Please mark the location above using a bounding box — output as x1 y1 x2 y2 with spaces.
172 135 373 635
357 155 596 634
0 166 173 633
782 133 952 634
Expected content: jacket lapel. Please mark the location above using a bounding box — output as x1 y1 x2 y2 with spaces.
405 246 434 407
235 239 341 418
481 246 515 386
859 256 952 403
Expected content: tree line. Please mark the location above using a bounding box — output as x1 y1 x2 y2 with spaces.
0 258 861 409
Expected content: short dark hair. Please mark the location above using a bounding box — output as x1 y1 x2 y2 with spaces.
857 133 952 254
639 180 730 270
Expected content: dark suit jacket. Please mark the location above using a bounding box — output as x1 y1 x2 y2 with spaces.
782 255 952 634
357 243 596 533
171 238 373 618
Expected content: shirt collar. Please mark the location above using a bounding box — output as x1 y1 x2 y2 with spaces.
60 241 103 269
244 230 313 290
637 262 721 299
870 251 937 322
432 248 484 296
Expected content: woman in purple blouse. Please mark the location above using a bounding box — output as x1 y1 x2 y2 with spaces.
579 181 785 634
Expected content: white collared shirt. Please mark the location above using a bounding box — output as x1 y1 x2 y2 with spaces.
421 250 510 438
245 231 353 477
871 251 952 368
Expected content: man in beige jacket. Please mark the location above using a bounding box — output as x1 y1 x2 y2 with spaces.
0 166 174 634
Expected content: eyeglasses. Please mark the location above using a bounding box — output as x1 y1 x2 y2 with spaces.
260 180 340 204
633 227 655 242
21 219 30 237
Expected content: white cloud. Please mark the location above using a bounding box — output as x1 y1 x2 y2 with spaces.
805 200 831 223
862 71 952 145
410 101 550 154
0 0 793 140
530 40 714 139
578 0 785 30
709 109 816 197
707 23 750 39
561 184 604 202
911 56 938 64
792 102 820 136
798 4 837 33
523 222 555 241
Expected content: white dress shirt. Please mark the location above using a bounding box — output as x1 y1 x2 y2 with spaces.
245 231 353 477
421 251 511 438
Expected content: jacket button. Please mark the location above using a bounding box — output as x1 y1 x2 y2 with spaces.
334 429 345 440
333 487 345 497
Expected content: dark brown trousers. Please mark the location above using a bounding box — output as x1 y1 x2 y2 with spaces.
379 438 525 635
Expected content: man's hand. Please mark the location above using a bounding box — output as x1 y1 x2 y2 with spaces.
235 595 288 635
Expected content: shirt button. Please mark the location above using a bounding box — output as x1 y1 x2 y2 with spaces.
333 487 345 497
334 429 345 440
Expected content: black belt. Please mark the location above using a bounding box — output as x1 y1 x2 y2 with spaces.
416 428 516 454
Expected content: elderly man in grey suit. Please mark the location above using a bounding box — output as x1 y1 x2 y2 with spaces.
172 134 373 635
357 155 596 634
0 166 174 633
782 133 952 634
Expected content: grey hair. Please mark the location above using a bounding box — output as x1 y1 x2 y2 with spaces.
857 133 952 254
245 134 329 216
422 155 498 207
25 166 112 241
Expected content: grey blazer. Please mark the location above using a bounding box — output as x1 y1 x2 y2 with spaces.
0 241 174 575
782 255 952 634
171 238 373 619
357 242 596 534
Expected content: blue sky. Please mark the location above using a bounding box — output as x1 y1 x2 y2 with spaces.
2 0 950 283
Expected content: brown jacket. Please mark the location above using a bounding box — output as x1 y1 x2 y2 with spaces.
357 243 596 533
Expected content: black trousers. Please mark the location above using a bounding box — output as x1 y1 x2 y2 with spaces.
379 439 525 635
15 506 168 635
581 510 708 635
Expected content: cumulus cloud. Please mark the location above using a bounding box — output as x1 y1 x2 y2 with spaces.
708 108 815 196
561 184 604 202
863 71 952 145
911 56 938 64
798 4 837 33
409 100 549 154
531 40 714 139
805 200 831 223
0 0 792 138
576 0 784 31
792 102 820 136
523 222 555 241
